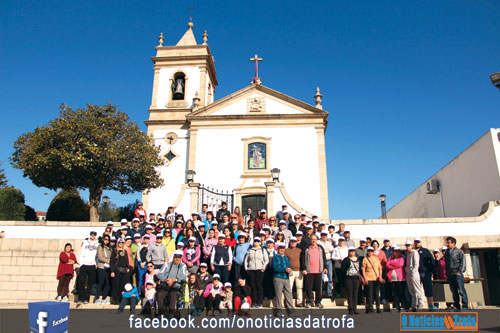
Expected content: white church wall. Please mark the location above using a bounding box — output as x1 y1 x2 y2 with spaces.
194 126 322 215
211 93 304 116
156 67 201 109
387 129 500 218
146 128 190 214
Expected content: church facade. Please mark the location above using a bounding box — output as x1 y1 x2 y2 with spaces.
143 22 330 220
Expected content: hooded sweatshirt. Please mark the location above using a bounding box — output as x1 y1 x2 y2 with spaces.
79 239 99 266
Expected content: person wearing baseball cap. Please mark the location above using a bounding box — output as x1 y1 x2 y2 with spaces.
340 246 362 314
361 246 383 313
244 236 269 308
302 234 328 308
318 230 335 300
183 237 201 274
156 250 187 315
233 232 251 285
405 240 425 311
272 241 294 313
285 236 304 306
215 201 230 224
220 282 234 314
434 247 447 280
147 232 167 270
77 231 99 304
210 233 233 283
414 238 435 309
130 218 144 238
356 238 368 258
332 236 348 297
386 245 405 312
254 209 269 231
134 202 146 219
203 273 224 315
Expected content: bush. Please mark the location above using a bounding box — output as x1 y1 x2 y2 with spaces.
46 189 90 221
0 187 26 220
24 205 38 221
119 201 139 221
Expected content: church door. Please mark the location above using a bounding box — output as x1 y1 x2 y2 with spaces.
242 195 266 216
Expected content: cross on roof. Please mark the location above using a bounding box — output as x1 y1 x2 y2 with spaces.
250 54 263 84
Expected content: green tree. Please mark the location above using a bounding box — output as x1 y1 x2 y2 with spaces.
0 163 7 187
46 189 90 221
119 201 138 221
0 187 26 220
99 201 120 222
24 204 38 221
11 103 165 221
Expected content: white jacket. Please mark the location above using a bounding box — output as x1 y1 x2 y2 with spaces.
79 239 99 266
332 246 349 268
318 240 334 260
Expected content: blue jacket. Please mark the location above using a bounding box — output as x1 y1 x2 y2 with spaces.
272 254 291 279
233 243 252 265
123 287 140 299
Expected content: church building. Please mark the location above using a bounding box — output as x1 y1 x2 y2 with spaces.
143 22 330 220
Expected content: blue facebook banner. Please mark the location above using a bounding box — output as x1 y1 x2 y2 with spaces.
28 302 70 333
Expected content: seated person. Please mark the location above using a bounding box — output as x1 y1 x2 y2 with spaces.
116 283 139 315
141 281 156 316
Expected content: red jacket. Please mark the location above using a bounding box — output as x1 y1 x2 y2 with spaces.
57 252 77 279
135 208 147 218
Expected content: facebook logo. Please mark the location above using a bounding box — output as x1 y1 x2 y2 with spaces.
28 302 70 333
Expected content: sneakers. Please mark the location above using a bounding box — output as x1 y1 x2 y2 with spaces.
316 302 324 309
56 296 62 301
304 303 311 308
83 301 89 304
102 299 110 305
62 296 69 302
95 299 102 304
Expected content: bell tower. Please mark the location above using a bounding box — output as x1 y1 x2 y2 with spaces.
148 22 218 122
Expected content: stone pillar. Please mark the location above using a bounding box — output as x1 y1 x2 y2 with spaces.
189 182 200 213
265 182 275 215
150 66 161 109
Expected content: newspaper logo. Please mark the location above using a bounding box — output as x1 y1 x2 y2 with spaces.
400 312 478 331
28 301 70 333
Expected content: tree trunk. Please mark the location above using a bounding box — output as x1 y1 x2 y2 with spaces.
88 186 103 222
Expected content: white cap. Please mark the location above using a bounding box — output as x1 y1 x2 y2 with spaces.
232 221 238 224
191 212 198 215
277 242 286 248
211 221 218 225
282 210 289 214
433 249 439 253
319 222 326 226
145 225 152 230
367 246 374 251
121 226 128 230
218 234 226 239
124 236 132 240
213 274 221 279
267 238 275 243
259 231 266 235
279 220 287 225
200 263 208 267
441 246 447 251
306 225 313 229
188 237 197 242
124 283 133 292
237 232 247 238
143 235 150 239
320 231 328 235
384 238 390 242
414 237 421 242
107 221 114 226
133 233 141 238
121 218 128 223
117 238 125 243
405 240 412 246
263 226 271 231
197 222 205 228
296 231 303 235
360 238 367 243
224 282 232 287
132 218 140 222
348 246 356 251
393 246 401 251
339 236 345 241
177 242 185 247
172 250 183 257
290 236 298 242
260 209 266 213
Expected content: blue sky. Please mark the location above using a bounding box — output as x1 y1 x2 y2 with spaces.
1 0 499 219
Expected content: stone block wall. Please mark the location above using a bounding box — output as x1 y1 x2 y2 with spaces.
0 238 82 304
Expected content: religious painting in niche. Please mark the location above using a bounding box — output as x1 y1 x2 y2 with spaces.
172 72 185 100
248 143 266 169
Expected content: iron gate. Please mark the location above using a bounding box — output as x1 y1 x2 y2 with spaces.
198 185 234 213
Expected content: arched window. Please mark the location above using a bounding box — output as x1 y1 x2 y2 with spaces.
171 72 186 100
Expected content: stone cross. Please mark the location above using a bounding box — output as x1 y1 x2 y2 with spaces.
250 54 263 84
166 135 175 144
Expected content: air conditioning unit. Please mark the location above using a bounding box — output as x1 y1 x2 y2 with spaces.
426 180 440 194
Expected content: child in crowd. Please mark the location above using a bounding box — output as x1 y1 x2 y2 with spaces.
188 274 205 316
117 283 139 314
220 282 233 315
141 281 156 316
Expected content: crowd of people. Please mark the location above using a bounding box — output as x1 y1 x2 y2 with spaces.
55 202 470 316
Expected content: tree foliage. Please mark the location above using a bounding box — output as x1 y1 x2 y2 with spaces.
24 205 38 221
11 103 165 221
0 187 26 220
119 201 139 221
46 189 90 221
0 163 7 188
99 201 120 222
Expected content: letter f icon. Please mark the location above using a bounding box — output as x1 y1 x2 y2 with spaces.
37 311 48 333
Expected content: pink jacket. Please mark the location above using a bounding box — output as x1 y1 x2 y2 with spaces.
182 246 201 266
203 282 223 298
386 256 405 282
436 258 446 280
203 238 218 259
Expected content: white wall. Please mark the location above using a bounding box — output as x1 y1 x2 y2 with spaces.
387 129 500 218
156 67 201 109
194 126 322 215
211 93 303 116
146 128 190 215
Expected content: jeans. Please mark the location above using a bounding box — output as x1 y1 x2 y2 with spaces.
95 267 111 300
118 296 138 312
326 260 334 297
213 265 230 284
448 273 469 309
344 276 360 311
